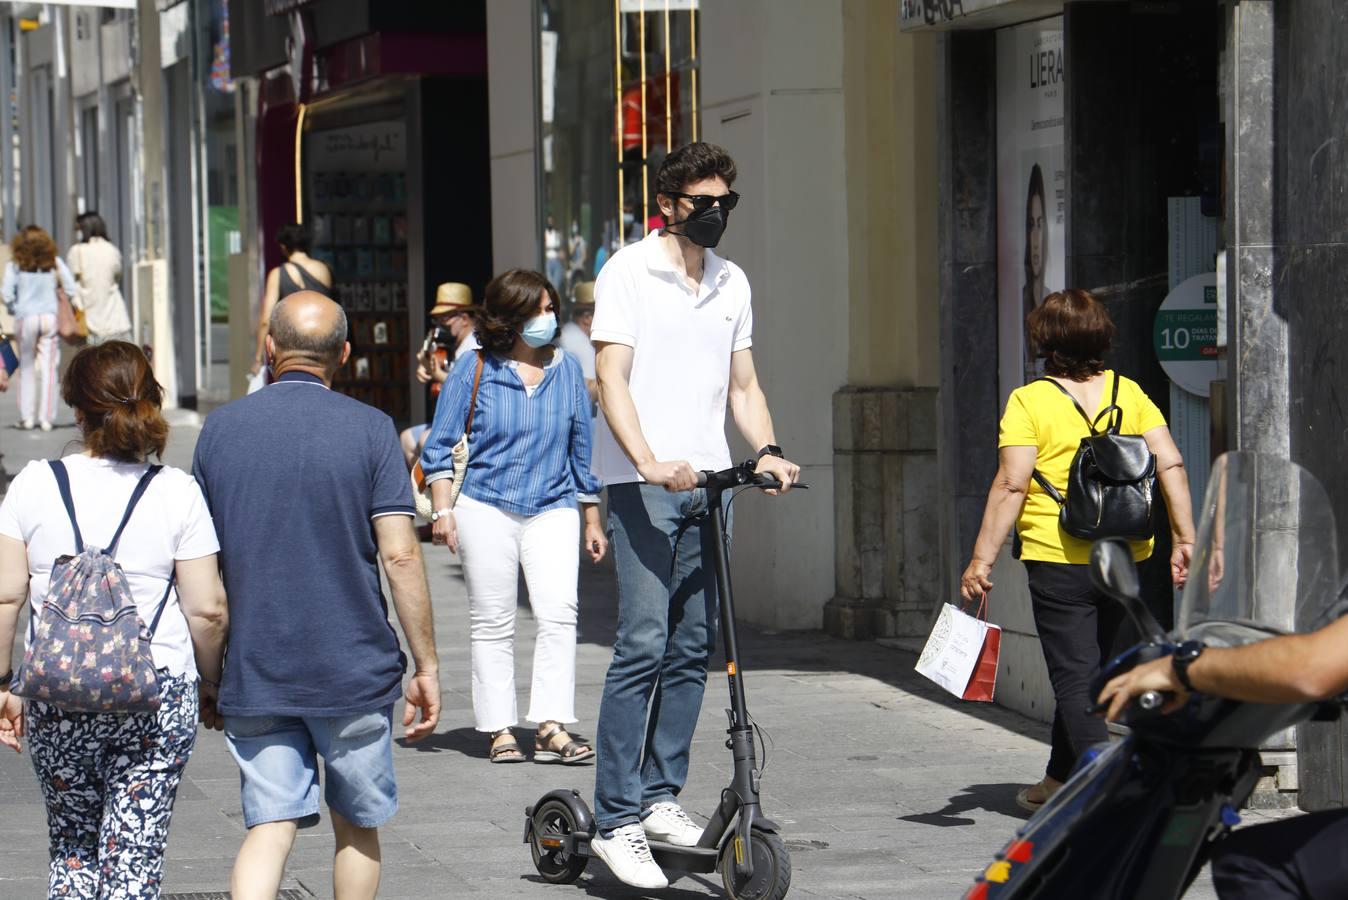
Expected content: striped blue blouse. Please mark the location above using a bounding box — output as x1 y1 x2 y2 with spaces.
421 348 603 517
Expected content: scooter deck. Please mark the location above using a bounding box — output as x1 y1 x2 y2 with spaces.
524 821 721 875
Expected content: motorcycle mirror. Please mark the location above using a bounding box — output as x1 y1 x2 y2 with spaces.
1090 538 1168 643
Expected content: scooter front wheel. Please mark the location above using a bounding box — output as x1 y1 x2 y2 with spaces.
530 798 590 884
719 829 791 900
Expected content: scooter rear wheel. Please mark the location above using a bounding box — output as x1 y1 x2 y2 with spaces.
719 829 792 900
530 798 590 884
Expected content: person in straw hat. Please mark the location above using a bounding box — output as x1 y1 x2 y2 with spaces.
399 283 480 469
557 280 597 404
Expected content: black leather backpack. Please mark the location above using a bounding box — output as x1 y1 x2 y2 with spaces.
1030 374 1157 542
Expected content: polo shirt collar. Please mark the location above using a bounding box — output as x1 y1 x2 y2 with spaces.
275 371 328 387
641 229 731 290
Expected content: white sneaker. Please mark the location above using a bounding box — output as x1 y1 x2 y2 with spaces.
642 801 704 847
38 421 52 432
591 822 668 889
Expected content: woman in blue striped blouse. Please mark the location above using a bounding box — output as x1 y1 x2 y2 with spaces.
421 269 606 764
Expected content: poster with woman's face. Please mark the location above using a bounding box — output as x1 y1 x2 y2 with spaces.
996 19 1065 402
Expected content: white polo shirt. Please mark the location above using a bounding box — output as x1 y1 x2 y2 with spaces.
590 229 753 485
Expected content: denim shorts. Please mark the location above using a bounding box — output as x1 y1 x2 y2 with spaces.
223 707 398 829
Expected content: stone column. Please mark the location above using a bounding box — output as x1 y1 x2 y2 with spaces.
824 1 942 641
1224 0 1285 459
1222 0 1302 809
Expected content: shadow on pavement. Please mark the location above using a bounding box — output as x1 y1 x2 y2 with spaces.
897 782 1030 827
564 557 1052 749
519 869 723 899
405 726 488 758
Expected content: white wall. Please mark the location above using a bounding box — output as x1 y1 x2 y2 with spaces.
487 0 540 274
700 1 849 630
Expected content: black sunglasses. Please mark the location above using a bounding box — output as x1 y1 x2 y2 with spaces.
667 190 740 212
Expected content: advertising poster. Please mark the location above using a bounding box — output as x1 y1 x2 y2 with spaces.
996 18 1065 402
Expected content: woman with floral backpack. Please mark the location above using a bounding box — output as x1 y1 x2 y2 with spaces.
0 341 228 898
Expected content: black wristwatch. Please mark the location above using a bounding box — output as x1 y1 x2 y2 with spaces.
1171 640 1205 691
756 444 784 461
0 669 13 691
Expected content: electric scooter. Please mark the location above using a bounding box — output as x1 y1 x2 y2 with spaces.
524 459 804 899
966 451 1346 900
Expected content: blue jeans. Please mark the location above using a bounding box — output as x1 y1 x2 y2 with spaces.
593 482 728 832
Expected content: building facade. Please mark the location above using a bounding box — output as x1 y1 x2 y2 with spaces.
2 0 238 411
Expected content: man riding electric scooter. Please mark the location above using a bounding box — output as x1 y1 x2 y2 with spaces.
1098 588 1348 899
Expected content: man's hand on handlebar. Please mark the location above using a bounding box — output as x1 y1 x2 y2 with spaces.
1095 655 1188 722
753 454 800 496
639 459 700 493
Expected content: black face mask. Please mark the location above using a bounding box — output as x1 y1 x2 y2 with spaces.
665 205 728 248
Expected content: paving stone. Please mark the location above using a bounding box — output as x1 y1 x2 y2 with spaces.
0 413 1258 898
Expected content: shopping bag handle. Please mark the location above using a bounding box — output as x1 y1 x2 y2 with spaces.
960 591 989 622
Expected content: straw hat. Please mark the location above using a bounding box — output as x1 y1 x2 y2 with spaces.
430 282 473 316
572 281 596 309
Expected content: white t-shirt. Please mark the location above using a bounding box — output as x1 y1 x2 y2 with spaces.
0 455 221 677
589 230 753 485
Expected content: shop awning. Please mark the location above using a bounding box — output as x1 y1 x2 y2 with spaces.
900 0 1064 32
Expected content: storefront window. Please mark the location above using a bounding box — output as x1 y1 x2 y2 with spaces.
539 0 700 304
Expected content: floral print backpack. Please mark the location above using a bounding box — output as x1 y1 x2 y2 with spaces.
11 460 174 713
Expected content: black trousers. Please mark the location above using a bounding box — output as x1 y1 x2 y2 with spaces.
1211 809 1348 899
1025 561 1131 782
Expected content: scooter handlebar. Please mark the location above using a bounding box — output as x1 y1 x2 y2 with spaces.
694 463 810 492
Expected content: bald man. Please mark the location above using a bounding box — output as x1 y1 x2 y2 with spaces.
192 292 441 900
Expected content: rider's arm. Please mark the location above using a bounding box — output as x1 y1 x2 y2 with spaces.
727 348 776 451
594 341 657 473
1099 615 1348 721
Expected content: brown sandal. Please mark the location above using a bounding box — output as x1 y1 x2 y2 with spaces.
489 728 526 763
533 722 594 765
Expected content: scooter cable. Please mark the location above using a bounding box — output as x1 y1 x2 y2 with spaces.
748 711 772 779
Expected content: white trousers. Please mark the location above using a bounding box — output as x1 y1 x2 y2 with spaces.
454 493 581 732
15 314 59 425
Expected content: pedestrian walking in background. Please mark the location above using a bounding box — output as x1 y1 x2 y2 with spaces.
67 212 132 345
2 226 77 431
960 288 1195 813
421 268 606 765
588 142 799 889
0 340 228 898
399 281 482 469
250 223 334 378
193 291 439 900
544 215 565 292
558 280 597 404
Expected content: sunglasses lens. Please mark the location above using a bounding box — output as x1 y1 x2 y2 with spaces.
722 192 740 211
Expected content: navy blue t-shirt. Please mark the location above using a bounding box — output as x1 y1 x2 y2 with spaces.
192 372 415 716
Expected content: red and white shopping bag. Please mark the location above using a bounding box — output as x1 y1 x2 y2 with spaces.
914 594 1001 702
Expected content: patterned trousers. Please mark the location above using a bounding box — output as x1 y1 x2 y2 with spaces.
26 673 198 900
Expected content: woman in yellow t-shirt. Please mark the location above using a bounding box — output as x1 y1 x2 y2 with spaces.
959 289 1195 813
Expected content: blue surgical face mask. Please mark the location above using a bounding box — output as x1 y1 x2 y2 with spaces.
519 313 557 348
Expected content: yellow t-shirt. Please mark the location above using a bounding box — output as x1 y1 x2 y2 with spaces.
999 371 1167 564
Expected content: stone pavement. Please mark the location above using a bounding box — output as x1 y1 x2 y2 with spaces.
0 407 1284 899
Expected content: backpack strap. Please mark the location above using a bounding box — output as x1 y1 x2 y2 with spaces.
1032 376 1099 435
1031 470 1067 507
1029 374 1122 505
145 574 176 639
1095 371 1123 434
48 460 85 553
107 465 164 556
